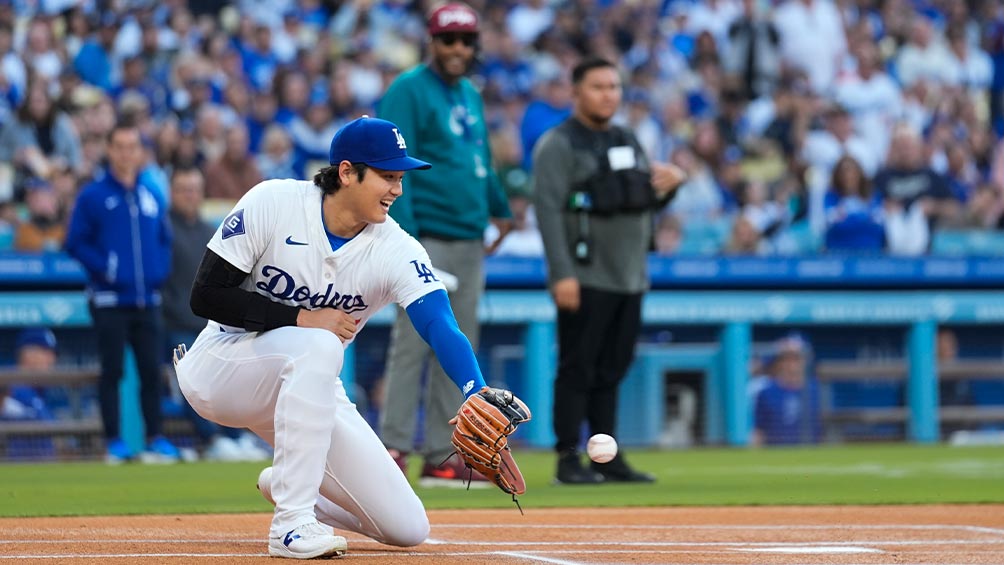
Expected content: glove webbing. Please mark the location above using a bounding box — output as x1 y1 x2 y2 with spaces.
454 430 503 467
459 424 507 453
438 452 524 515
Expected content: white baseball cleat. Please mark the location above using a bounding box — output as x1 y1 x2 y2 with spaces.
257 466 275 505
268 521 347 559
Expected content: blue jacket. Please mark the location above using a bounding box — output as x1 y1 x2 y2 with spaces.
73 41 114 91
753 378 822 445
65 168 172 309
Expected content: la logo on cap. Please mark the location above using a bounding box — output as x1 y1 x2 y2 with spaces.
393 128 407 149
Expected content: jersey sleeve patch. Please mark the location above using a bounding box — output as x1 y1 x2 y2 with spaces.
409 260 441 284
221 209 246 240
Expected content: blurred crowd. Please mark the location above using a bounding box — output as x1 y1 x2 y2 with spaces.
2 0 1004 257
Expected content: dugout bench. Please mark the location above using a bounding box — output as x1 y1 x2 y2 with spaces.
0 366 200 459
0 367 103 458
816 360 1004 440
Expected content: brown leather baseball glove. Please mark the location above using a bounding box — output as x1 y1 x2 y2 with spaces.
449 386 532 501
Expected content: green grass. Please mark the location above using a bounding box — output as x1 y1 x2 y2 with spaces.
1 444 1003 517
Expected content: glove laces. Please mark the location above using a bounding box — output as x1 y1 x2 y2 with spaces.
438 452 524 515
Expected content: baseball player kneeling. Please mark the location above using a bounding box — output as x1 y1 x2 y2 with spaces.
173 116 526 560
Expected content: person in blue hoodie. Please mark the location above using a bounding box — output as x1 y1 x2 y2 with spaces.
65 121 179 464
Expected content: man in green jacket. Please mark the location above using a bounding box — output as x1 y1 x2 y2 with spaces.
378 1 512 486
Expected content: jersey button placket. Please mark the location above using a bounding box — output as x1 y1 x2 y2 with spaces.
324 257 335 281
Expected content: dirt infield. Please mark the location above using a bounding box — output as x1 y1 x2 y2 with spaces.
1 505 1002 564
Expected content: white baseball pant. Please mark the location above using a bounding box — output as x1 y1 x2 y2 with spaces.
175 323 429 546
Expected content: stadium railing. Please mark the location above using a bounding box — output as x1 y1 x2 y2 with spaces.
817 360 1004 440
3 252 1004 457
0 367 102 458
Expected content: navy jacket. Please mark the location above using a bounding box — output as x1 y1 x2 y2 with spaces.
65 168 172 308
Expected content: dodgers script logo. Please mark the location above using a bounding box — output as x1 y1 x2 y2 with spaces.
222 209 245 240
256 265 369 312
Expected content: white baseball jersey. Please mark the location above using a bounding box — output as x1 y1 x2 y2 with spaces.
177 177 436 544
207 179 446 339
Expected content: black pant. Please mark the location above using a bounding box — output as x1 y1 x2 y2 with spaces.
553 287 642 453
90 304 165 441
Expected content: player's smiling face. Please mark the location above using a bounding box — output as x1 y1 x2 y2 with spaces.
347 164 405 225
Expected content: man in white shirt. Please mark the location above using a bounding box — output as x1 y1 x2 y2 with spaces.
835 42 903 165
774 0 847 95
895 15 956 89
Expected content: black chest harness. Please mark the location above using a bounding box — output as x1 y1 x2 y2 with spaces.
559 120 655 263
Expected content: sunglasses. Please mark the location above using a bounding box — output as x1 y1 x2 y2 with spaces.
435 32 477 47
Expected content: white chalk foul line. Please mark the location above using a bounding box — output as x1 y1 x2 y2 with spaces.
0 554 263 560
732 546 882 554
1 538 1002 548
2 557 1000 565
433 539 1004 547
2 522 1002 562
963 526 1004 536
497 551 588 565
436 523 1004 533
0 539 263 545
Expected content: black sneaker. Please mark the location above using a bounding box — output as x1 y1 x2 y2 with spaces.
554 451 605 485
591 454 656 483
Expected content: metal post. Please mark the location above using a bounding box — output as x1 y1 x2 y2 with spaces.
720 321 751 446
704 357 724 444
524 320 556 448
121 347 143 452
906 320 939 442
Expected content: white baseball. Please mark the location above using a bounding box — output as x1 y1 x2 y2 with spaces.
586 433 617 463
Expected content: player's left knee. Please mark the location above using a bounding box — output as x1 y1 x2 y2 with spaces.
294 328 345 367
379 514 430 547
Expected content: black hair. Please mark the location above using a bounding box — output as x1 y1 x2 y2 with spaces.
17 79 56 126
830 155 870 199
314 162 368 195
170 165 202 183
106 119 140 144
571 57 616 85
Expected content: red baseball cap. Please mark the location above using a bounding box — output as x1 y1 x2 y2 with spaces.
427 2 479 36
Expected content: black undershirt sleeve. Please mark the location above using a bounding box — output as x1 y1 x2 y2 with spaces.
190 249 301 332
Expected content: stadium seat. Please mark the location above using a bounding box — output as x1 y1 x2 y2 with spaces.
678 218 731 256
931 230 1004 257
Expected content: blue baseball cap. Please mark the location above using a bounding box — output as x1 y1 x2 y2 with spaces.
328 116 431 171
16 328 57 351
762 332 810 366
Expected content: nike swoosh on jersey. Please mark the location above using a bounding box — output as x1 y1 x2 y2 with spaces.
285 236 308 246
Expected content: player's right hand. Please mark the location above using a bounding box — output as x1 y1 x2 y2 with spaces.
651 162 687 197
296 308 358 342
551 277 580 312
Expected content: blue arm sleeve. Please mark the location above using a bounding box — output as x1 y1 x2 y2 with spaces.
405 290 486 398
